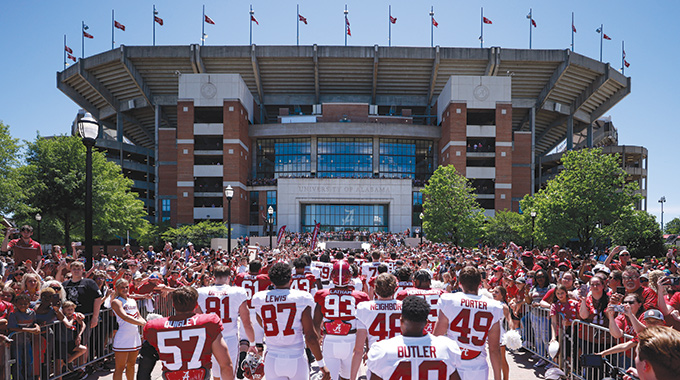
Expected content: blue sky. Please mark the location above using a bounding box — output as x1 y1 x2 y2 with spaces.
0 0 677 225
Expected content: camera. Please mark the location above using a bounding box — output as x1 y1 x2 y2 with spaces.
612 304 626 313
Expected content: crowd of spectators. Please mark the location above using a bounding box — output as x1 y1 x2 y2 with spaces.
2 222 680 379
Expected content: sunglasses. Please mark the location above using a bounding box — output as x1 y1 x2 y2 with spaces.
619 254 630 257
622 300 637 305
50 286 61 291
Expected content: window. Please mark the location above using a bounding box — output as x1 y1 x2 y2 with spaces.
301 204 388 232
379 139 433 180
256 138 311 178
412 192 424 226
317 137 372 178
161 199 171 222
249 191 260 225
266 191 277 226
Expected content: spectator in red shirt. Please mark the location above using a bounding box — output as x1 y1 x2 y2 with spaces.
2 225 42 267
622 267 658 311
550 284 579 368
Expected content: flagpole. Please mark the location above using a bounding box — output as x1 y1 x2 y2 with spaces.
344 5 348 46
250 5 254 45
202 5 205 46
297 4 300 46
112 9 115 50
622 40 625 74
64 35 67 70
600 24 603 62
153 5 156 46
480 8 484 48
528 8 532 49
389 5 392 47
571 12 574 52
430 6 434 48
81 21 85 59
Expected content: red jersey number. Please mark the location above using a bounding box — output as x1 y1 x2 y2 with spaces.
204 296 232 323
367 312 401 341
292 278 311 292
389 360 447 380
260 302 296 336
156 328 206 371
449 309 494 346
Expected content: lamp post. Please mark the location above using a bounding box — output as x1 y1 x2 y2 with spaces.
78 112 99 270
268 206 274 249
35 213 42 242
225 185 233 253
659 196 666 233
419 212 424 245
530 211 537 248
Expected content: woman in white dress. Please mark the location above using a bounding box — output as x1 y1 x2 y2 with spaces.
111 278 146 380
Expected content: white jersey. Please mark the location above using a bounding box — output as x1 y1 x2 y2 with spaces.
311 261 333 283
361 261 382 279
355 299 402 346
197 284 248 335
367 334 461 380
251 288 314 351
437 292 504 364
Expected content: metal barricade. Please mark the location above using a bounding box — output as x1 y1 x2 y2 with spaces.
518 303 552 358
570 319 636 380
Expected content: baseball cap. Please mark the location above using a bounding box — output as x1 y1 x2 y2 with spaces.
494 266 504 272
643 309 664 321
592 264 611 275
522 251 533 258
515 277 526 284
149 272 162 280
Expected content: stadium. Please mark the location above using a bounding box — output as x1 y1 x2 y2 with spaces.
57 44 633 237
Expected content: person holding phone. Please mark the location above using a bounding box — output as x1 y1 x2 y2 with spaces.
2 225 42 267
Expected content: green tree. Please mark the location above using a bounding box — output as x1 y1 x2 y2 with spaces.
16 135 148 246
483 210 531 247
0 121 23 216
665 217 680 235
421 165 484 246
607 210 664 258
521 148 640 251
161 221 228 248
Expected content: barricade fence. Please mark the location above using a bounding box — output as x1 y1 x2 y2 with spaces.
514 303 635 380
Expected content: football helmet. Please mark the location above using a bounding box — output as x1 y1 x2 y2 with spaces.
331 261 352 286
241 352 265 380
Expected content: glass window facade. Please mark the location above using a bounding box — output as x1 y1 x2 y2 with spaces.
412 191 423 226
266 190 277 226
301 204 388 232
161 199 171 222
256 138 311 178
317 137 372 178
379 139 433 180
249 191 259 225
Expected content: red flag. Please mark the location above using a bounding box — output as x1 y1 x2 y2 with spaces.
250 15 259 25
623 49 626 58
624 60 630 68
483 17 492 24
572 24 577 33
277 225 287 246
390 15 397 24
67 53 76 62
432 18 438 27
298 14 307 24
83 31 94 39
154 16 164 25
205 15 215 25
346 17 351 36
64 45 73 54
531 19 537 27
603 34 611 40
310 221 320 248
114 21 125 31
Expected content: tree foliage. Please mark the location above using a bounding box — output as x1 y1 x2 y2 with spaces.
607 210 664 258
520 148 640 251
483 210 531 247
161 221 228 249
665 217 680 235
0 121 23 215
16 135 148 246
421 165 484 246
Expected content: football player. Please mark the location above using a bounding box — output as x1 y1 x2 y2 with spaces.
434 266 504 380
251 262 330 380
291 257 321 295
396 270 445 334
367 295 462 380
143 286 234 380
314 261 370 380
196 265 255 380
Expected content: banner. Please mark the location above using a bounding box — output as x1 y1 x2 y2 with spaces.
277 225 287 246
310 221 321 248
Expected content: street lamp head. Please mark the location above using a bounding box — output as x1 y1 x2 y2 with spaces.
35 213 42 221
224 185 234 200
530 211 537 218
77 112 99 144
659 196 666 203
419 212 424 220
268 206 274 216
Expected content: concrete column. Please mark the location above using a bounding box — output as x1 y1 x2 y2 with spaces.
373 137 380 176
566 115 574 150
155 105 160 224
530 107 536 195
586 123 593 148
117 112 124 164
310 136 317 176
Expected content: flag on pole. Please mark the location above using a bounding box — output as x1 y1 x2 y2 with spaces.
311 221 321 248
154 16 163 25
432 17 438 27
205 14 215 24
531 19 537 27
483 16 492 24
114 21 125 31
277 225 287 246
83 31 94 39
65 45 73 54
250 15 259 25
67 53 76 62
572 23 577 32
346 17 351 36
624 60 630 68
390 15 397 24
299 14 307 24
603 33 611 40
